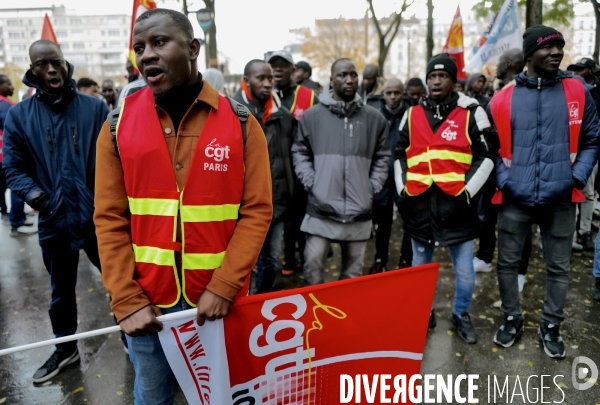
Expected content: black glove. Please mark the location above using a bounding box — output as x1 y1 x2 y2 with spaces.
27 191 50 212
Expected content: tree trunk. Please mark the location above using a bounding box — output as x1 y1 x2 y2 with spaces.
182 0 188 15
426 0 434 62
203 0 218 67
592 0 600 64
525 0 543 29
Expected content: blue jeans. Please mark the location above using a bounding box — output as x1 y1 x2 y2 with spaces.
253 221 284 294
9 191 25 227
411 238 475 316
126 299 194 405
593 232 600 278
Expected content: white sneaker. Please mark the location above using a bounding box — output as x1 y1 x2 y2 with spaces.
473 257 492 273
518 274 525 293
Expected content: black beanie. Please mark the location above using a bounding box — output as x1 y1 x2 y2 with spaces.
426 53 458 83
522 25 565 58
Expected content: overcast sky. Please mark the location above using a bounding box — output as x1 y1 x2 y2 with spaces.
11 0 592 73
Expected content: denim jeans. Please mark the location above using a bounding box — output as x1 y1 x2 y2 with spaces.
411 238 475 316
9 191 25 227
593 231 600 278
497 202 575 325
41 232 101 354
303 234 367 285
126 299 194 405
253 221 284 294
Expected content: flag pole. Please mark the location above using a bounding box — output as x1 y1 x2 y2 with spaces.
0 309 197 357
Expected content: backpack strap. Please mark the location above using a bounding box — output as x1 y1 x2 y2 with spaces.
226 96 248 146
108 108 121 159
108 98 249 159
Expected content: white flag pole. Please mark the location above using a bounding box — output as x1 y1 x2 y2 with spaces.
0 308 197 357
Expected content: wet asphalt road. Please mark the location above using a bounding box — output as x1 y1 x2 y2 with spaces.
0 209 599 404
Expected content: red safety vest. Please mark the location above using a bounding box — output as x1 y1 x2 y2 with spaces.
490 78 586 204
405 106 472 197
116 87 247 308
0 95 15 163
290 85 315 120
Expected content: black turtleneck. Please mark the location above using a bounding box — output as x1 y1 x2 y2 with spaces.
155 73 203 134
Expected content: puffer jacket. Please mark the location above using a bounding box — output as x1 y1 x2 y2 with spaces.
395 92 497 246
3 63 109 249
292 86 390 223
233 88 295 222
491 71 600 207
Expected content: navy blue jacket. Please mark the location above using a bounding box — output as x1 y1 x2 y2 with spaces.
3 64 109 249
492 71 600 207
374 97 407 206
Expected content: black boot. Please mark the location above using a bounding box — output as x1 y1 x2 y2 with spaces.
579 232 595 251
593 277 600 302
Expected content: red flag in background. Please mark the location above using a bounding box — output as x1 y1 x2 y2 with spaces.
41 13 58 44
128 0 157 71
442 6 466 80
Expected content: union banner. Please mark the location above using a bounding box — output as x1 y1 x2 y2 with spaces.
157 263 439 404
443 6 466 81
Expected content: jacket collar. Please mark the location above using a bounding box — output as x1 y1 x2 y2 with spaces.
319 84 363 118
514 69 572 89
23 62 77 110
379 97 407 120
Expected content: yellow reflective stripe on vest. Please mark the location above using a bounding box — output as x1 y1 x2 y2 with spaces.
432 172 465 182
406 172 433 184
128 197 179 216
183 251 226 270
407 150 472 167
180 204 240 222
429 150 472 164
132 244 175 266
407 172 464 183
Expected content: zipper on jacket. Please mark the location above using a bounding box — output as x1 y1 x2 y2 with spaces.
349 123 353 137
71 127 80 155
46 129 54 155
535 77 542 203
344 117 348 129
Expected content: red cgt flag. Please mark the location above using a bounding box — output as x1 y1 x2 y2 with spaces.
442 6 466 81
41 13 58 44
128 0 157 70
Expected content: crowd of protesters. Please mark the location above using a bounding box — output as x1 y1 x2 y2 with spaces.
1 8 600 400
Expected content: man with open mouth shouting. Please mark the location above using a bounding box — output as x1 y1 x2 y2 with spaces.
94 8 272 404
2 40 110 383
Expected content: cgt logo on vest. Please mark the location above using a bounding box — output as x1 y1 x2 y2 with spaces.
568 102 582 125
441 120 459 141
204 138 230 171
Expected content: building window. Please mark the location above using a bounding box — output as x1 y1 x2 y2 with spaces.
6 20 20 26
73 43 85 49
103 53 122 61
70 18 82 25
55 18 65 25
580 21 584 29
10 44 23 51
578 33 583 43
398 51 403 60
589 45 593 54
591 20 595 29
8 32 20 39
109 41 121 47
12 56 26 63
62 43 69 50
65 53 86 64
108 30 120 37
56 31 68 38
30 30 36 37
590 33 594 42
72 30 84 38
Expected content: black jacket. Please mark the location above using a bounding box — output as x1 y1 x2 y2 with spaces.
275 80 319 117
395 92 497 247
233 89 295 222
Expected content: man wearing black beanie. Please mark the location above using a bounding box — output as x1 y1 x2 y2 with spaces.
490 25 600 359
394 54 496 343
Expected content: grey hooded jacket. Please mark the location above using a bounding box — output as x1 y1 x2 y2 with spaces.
292 86 390 225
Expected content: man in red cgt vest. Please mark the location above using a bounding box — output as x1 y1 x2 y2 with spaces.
94 9 272 403
395 53 496 344
490 26 600 359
